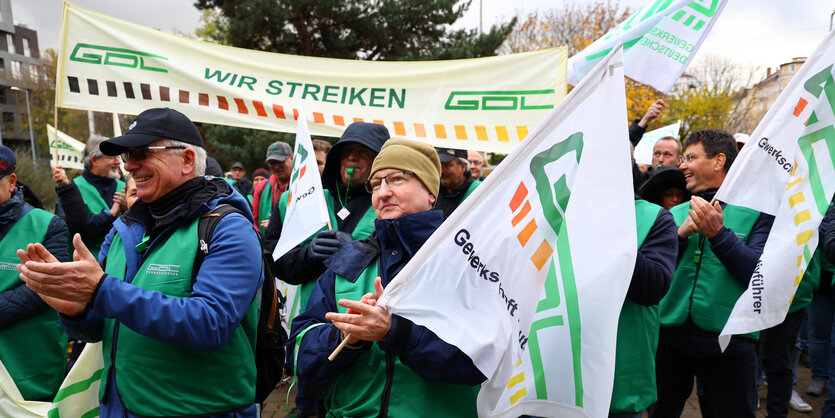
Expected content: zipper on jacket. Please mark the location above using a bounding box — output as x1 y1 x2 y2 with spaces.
687 234 706 318
378 353 395 418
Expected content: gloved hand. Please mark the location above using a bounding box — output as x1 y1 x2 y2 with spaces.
306 230 354 263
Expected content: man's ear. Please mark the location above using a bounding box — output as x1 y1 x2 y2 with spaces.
182 148 196 176
715 153 726 171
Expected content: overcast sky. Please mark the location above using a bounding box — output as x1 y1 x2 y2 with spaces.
11 0 835 79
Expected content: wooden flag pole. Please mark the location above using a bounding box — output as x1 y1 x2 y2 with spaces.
328 276 381 361
53 104 59 166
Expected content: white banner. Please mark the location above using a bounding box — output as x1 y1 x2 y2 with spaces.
568 0 726 93
716 29 835 349
47 124 85 170
271 107 329 261
633 121 681 165
56 2 567 154
377 46 636 418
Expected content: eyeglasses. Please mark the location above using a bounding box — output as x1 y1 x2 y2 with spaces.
468 160 484 166
679 153 708 164
121 146 185 162
365 171 415 193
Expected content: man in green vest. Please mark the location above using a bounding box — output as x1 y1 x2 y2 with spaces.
264 121 389 417
289 138 485 417
651 129 774 418
608 195 678 417
18 107 262 417
435 147 480 219
52 134 126 259
0 146 69 401
253 141 292 236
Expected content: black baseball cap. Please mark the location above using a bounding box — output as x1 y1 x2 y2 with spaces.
436 147 467 163
100 108 203 156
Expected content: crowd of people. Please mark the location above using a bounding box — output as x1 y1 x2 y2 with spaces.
1 102 834 418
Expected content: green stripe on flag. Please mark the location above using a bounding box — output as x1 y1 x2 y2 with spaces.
51 368 104 403
557 228 584 407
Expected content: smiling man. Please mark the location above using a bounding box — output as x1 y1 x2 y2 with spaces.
288 138 484 417
653 129 774 418
18 108 263 418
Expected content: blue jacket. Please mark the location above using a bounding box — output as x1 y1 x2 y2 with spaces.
289 210 485 397
60 178 262 418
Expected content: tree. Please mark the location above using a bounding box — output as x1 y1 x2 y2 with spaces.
665 55 758 139
192 0 515 170
194 0 513 60
499 0 632 56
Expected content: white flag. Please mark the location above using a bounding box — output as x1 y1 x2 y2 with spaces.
377 46 636 418
633 121 682 165
271 107 330 261
567 0 726 93
0 342 103 418
47 125 85 170
715 30 835 350
48 343 104 418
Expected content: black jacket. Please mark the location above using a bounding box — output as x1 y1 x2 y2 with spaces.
435 173 476 220
0 187 69 330
265 122 389 285
822 200 835 265
56 170 118 242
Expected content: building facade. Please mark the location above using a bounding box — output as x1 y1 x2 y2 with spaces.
0 0 42 146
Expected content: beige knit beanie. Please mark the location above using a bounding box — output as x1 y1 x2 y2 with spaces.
368 138 441 197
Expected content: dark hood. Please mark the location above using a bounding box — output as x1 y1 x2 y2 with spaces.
637 166 690 207
321 122 390 189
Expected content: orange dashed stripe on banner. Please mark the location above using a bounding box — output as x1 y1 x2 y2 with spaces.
234 98 248 114
413 123 426 137
531 240 554 271
65 76 531 145
509 182 528 212
517 219 537 247
393 121 406 136
273 104 285 119
435 125 447 139
253 100 268 117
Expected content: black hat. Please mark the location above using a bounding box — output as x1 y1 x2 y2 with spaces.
436 147 467 163
638 166 689 207
231 161 245 170
100 108 203 156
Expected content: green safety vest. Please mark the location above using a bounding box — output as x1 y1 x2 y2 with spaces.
277 188 376 317
610 200 662 414
660 202 760 339
0 208 67 400
790 252 821 314
257 180 275 239
100 218 257 416
464 180 480 200
326 259 478 417
73 176 125 258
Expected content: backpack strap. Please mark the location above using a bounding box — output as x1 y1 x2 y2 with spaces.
193 203 241 283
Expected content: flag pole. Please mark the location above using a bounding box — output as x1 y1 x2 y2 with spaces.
328 275 381 361
53 103 59 166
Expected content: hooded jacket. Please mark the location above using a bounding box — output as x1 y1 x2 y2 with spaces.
289 210 484 416
60 177 262 418
264 122 389 285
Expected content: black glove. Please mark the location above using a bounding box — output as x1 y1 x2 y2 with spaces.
306 230 353 263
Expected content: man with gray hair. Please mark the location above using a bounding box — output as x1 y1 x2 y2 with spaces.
20 107 261 417
52 134 126 259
